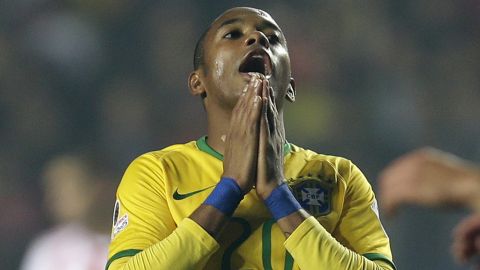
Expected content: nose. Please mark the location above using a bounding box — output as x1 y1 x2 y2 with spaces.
245 31 269 49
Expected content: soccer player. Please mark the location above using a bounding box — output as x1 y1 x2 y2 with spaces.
107 7 395 270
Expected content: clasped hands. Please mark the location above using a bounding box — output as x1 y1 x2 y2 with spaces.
222 73 285 200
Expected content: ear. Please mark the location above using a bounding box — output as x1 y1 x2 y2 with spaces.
285 77 296 102
188 71 206 97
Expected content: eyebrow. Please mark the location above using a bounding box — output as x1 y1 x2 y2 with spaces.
219 18 243 29
218 17 281 32
258 20 280 32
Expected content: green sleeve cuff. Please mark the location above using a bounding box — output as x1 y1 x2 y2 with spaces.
363 253 396 270
105 249 142 270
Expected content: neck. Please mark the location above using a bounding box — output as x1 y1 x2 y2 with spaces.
206 109 231 155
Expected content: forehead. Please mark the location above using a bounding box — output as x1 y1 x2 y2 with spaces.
210 7 280 32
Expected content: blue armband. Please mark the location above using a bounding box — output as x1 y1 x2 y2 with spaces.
264 183 302 221
203 177 244 216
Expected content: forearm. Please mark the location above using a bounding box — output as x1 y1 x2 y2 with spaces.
108 218 219 270
284 217 395 270
263 183 395 269
463 167 480 211
276 209 310 238
190 204 229 239
109 179 242 270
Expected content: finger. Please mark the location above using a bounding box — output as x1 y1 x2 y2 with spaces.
268 86 277 109
378 187 398 217
262 87 270 136
242 76 263 126
250 77 268 121
452 215 480 263
266 87 276 133
378 161 417 216
259 84 270 141
452 235 476 264
235 76 255 112
251 74 262 96
237 75 259 115
247 72 263 94
257 92 269 184
378 172 401 216
453 215 480 241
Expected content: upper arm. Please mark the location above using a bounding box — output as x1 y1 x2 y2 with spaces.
334 163 394 266
107 153 176 268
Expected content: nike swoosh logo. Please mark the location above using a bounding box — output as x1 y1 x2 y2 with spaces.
172 185 215 200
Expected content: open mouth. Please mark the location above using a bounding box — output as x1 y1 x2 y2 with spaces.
238 50 272 77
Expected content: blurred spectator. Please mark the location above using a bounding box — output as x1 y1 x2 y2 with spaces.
379 148 480 213
379 148 480 266
20 153 114 270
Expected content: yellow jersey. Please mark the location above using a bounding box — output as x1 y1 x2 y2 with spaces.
107 137 395 270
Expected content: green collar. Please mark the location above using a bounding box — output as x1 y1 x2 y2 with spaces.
196 136 292 161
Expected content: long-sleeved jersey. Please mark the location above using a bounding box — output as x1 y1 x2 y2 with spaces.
106 136 396 270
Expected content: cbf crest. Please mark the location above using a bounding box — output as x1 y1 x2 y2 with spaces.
290 177 333 216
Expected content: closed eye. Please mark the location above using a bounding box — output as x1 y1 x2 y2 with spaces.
267 34 280 44
224 30 242 39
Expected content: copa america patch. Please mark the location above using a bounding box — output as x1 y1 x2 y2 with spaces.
291 178 333 216
112 200 120 226
371 198 380 218
111 200 129 239
112 213 129 239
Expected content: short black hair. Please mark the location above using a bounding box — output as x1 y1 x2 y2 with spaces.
193 26 210 71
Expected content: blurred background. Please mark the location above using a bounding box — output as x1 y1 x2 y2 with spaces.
1 0 479 269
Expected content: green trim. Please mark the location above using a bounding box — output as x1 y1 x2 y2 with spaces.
284 250 294 270
105 249 142 270
197 136 224 160
284 141 292 156
222 217 252 270
262 219 275 270
196 136 293 161
363 253 397 270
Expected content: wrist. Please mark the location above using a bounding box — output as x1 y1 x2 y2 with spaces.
465 168 480 211
203 177 245 216
258 181 281 200
264 183 302 221
221 174 253 194
257 173 285 200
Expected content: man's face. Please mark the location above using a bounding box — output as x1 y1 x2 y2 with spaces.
200 7 293 111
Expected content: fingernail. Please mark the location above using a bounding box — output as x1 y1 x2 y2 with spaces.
253 79 260 88
242 85 248 93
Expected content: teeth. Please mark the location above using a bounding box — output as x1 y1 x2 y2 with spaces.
248 72 263 77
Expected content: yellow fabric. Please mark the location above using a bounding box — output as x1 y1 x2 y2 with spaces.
107 138 394 269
